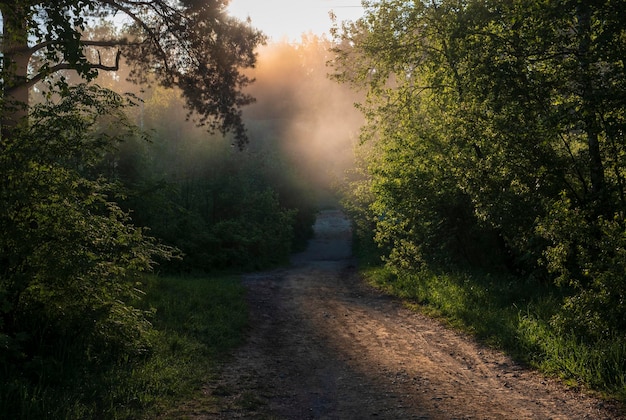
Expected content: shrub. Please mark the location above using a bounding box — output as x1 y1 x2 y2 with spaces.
0 85 174 415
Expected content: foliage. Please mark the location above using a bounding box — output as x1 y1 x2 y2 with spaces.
0 273 248 419
537 194 626 341
333 0 626 321
0 0 265 144
333 0 626 397
0 85 175 417
0 50 315 418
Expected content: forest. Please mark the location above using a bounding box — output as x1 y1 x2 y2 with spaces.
2 0 626 417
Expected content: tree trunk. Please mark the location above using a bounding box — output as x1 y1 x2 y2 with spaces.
1 4 31 139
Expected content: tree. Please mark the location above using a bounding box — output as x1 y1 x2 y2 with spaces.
333 0 626 338
0 0 265 146
331 0 511 268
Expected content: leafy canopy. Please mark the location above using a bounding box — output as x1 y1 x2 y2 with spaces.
0 0 266 146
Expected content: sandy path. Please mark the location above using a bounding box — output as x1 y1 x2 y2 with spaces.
189 209 623 419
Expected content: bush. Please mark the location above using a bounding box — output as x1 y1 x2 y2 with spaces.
537 194 626 340
0 85 174 416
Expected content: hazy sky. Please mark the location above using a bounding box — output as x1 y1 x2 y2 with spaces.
227 0 365 41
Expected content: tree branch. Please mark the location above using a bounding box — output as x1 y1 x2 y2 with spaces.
98 0 171 72
12 50 123 91
26 38 132 56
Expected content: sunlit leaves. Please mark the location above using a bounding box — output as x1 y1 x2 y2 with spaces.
334 0 626 310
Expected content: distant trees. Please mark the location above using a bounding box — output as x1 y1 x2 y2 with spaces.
106 83 307 272
333 0 626 339
104 34 359 272
0 0 264 145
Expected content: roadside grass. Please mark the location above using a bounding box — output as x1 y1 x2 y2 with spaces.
0 274 248 419
135 274 249 418
361 263 626 403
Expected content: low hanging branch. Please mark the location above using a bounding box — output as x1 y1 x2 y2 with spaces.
1 0 266 146
12 48 123 92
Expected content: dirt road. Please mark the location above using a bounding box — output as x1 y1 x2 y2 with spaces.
196 209 622 419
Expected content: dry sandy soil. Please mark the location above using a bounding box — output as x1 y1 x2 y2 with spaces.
180 209 624 419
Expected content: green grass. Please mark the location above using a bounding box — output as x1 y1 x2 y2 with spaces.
361 263 626 403
1 274 249 419
131 274 249 417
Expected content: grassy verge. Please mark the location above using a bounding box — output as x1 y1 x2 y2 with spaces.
361 263 626 403
1 274 248 419
134 274 249 418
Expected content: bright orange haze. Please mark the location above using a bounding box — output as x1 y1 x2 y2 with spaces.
242 38 364 200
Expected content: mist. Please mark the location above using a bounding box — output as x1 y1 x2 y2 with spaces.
75 32 364 207
241 35 364 204
47 34 367 271
82 33 365 206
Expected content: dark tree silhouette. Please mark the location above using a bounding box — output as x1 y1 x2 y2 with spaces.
0 0 265 146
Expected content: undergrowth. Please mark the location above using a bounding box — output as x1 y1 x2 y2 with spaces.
0 275 248 419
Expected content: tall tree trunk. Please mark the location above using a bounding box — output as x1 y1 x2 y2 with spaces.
1 4 31 139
